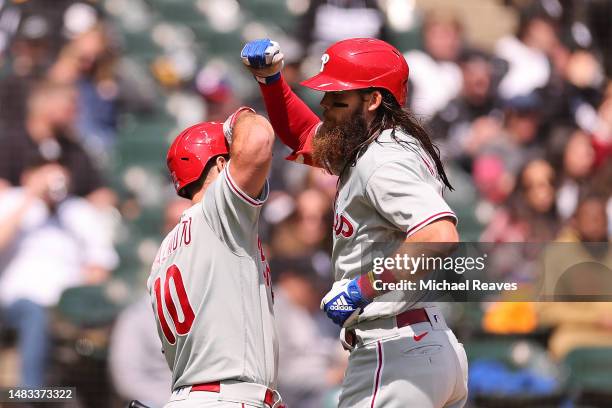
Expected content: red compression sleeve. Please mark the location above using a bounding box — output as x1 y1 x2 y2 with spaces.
357 269 398 300
259 76 321 166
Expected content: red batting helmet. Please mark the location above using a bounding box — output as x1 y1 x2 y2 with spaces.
301 38 409 106
166 122 229 198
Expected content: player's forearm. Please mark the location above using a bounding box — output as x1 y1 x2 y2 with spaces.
259 76 320 153
393 219 459 279
231 112 274 166
358 220 459 299
228 112 274 198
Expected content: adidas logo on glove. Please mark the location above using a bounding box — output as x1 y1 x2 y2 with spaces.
329 296 354 311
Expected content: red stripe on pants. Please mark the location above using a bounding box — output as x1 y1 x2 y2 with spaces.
370 340 384 407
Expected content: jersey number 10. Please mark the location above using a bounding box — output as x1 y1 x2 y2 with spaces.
154 264 195 344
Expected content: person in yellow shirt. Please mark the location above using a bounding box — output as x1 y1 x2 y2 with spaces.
537 194 612 359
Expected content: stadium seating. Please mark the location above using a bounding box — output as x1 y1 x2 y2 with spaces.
565 346 612 391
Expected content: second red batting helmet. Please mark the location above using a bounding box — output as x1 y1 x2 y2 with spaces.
166 122 229 197
301 38 409 106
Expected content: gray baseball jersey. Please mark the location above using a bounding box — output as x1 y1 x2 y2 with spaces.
147 163 277 391
332 128 457 321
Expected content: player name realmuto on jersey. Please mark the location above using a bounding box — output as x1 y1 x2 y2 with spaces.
154 216 193 267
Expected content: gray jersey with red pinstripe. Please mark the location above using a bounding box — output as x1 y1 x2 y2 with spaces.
147 163 277 392
331 128 457 321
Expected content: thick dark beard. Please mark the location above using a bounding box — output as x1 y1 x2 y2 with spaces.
312 110 369 175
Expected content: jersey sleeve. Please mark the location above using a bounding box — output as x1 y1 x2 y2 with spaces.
259 76 321 166
365 160 457 237
201 162 269 254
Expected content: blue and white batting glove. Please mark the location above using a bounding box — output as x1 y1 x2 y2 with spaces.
241 39 284 84
321 279 372 328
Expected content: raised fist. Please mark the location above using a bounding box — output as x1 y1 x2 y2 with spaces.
241 39 284 84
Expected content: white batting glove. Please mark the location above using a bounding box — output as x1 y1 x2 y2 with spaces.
241 39 284 84
223 106 255 145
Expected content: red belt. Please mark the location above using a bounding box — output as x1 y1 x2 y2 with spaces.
191 382 277 407
395 307 430 328
344 308 431 348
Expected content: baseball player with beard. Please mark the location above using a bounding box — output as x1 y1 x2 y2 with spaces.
241 38 468 407
147 111 285 408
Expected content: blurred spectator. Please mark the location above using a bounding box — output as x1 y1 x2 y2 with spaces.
0 161 117 386
472 155 516 209
6 13 54 77
269 188 332 259
478 93 545 177
591 86 612 166
273 261 346 408
537 194 612 359
0 12 55 131
48 3 156 161
0 0 76 52
0 81 106 198
556 193 609 244
109 197 189 407
196 62 241 122
305 168 338 203
482 158 559 243
161 198 193 234
48 20 120 161
298 0 387 58
539 301 612 360
587 0 612 76
587 159 612 241
429 49 504 172
405 9 464 118
552 128 596 220
495 10 559 99
552 194 611 299
109 294 171 406
543 45 605 133
470 93 543 224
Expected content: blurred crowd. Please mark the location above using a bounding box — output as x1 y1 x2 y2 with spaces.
0 0 611 407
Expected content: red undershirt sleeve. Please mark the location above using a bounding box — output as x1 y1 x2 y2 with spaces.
259 76 321 167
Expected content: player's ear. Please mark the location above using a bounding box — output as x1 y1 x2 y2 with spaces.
215 155 227 171
366 90 383 112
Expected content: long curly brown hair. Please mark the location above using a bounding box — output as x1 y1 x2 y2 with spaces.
340 89 453 190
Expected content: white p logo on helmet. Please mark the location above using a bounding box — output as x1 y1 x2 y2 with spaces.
320 53 330 72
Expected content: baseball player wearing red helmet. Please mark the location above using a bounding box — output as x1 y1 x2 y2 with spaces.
242 38 468 407
147 110 285 407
